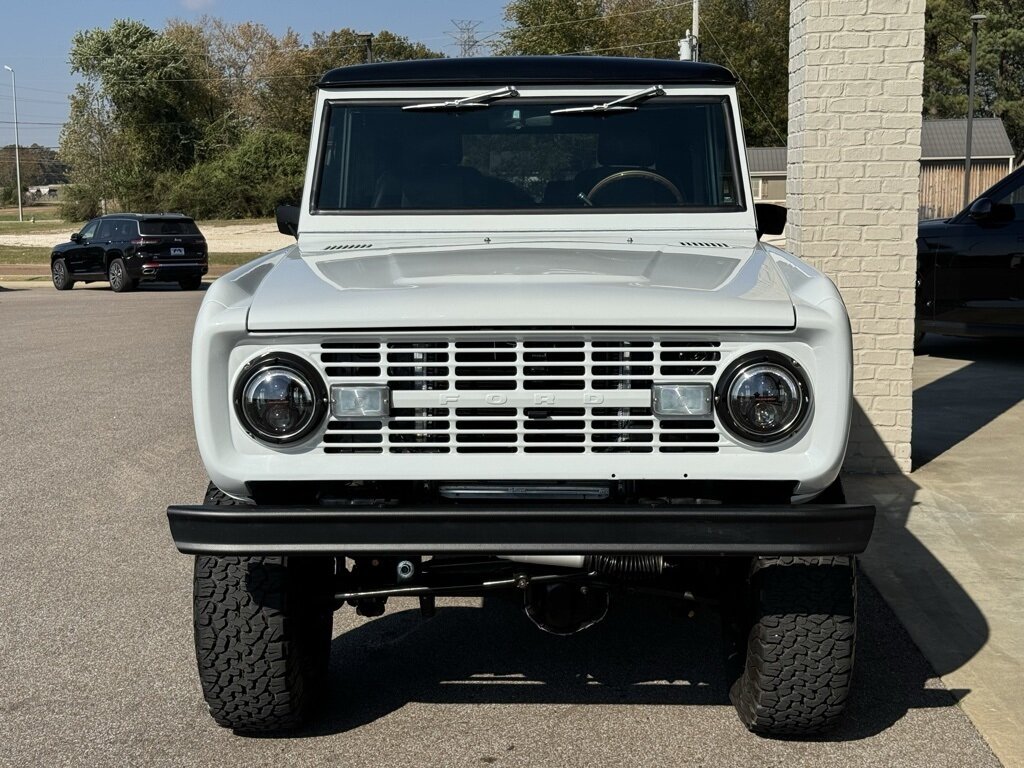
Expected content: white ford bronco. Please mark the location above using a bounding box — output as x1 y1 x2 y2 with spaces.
168 56 874 737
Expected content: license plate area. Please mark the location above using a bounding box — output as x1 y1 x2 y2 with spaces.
170 247 185 256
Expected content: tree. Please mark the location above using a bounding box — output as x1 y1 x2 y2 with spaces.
58 19 443 220
925 0 1024 162
0 145 66 189
498 0 610 55
59 83 120 219
497 0 789 147
61 19 214 211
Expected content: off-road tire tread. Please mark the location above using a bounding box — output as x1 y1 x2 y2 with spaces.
731 555 856 736
193 484 332 734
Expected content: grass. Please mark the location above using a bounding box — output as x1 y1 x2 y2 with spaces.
0 244 255 267
0 204 62 218
0 219 74 235
0 218 281 238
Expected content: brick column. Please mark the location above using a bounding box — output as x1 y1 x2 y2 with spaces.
787 0 925 472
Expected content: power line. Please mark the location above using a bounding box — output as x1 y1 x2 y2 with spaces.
698 15 787 145
559 37 683 57
478 1 692 44
0 120 65 126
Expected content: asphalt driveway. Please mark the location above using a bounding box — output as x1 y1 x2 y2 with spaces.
0 284 1002 767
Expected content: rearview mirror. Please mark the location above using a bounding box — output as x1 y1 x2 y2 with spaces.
755 203 787 238
276 204 300 239
70 232 82 243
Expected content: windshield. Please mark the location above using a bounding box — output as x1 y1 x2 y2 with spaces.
140 218 200 236
314 97 743 212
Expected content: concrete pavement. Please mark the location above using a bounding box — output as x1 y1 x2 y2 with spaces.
0 285 1006 767
850 335 1024 768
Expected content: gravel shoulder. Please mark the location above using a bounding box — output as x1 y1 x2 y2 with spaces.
0 220 293 254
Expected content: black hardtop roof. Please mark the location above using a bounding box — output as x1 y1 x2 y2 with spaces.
97 212 192 220
318 56 736 89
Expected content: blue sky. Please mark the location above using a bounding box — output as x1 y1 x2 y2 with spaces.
0 0 509 148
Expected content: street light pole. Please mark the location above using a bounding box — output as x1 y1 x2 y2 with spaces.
3 65 22 223
963 14 986 210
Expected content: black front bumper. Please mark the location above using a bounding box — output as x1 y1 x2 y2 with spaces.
166 503 875 557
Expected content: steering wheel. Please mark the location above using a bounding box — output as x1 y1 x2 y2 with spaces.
586 170 684 206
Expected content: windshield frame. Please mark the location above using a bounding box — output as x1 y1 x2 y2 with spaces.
309 92 748 217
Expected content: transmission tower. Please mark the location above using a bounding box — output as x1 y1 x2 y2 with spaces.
448 20 484 58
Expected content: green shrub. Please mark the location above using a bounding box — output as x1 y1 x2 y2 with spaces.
59 186 101 221
155 130 306 219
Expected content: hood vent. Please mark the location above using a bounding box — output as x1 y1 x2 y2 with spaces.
323 243 373 251
679 241 730 249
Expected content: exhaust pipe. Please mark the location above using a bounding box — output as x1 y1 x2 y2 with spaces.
501 555 585 568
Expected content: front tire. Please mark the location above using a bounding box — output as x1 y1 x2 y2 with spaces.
193 485 334 734
108 257 132 293
51 257 74 290
730 556 857 736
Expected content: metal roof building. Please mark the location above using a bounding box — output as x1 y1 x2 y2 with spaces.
749 118 1014 173
747 118 1016 217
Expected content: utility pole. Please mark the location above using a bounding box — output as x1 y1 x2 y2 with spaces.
963 14 986 209
358 33 374 64
448 20 483 58
679 0 700 62
3 65 22 223
692 0 700 62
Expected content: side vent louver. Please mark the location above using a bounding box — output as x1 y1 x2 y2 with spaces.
323 243 374 251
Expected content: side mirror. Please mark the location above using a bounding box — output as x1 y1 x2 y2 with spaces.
70 232 82 243
969 197 994 221
276 204 300 239
755 202 787 238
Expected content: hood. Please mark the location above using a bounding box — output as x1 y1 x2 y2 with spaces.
245 243 795 331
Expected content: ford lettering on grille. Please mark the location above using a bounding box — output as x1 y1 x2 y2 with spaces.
318 336 723 455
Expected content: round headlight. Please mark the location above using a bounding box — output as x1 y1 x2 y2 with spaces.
234 353 326 444
716 353 810 443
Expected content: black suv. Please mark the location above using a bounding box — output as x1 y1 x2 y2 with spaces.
917 164 1024 341
51 213 208 292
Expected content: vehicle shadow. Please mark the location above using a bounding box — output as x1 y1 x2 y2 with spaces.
845 404 990 706
263 352 998 743
301 563 962 741
912 335 1024 469
77 282 210 293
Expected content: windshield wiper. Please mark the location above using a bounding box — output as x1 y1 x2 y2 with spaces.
550 85 666 116
403 85 519 112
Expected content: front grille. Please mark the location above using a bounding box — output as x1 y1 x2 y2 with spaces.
319 338 723 455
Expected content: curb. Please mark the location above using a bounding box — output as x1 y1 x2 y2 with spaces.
0 264 239 282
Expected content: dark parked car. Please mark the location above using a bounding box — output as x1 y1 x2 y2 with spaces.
51 213 208 292
917 165 1024 342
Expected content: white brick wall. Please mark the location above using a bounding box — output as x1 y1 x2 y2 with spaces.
787 0 925 472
